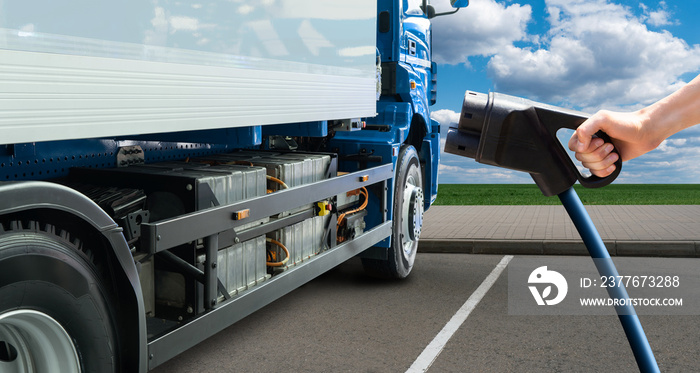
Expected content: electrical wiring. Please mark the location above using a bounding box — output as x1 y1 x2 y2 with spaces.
266 175 289 192
265 237 290 267
226 160 254 167
336 187 368 242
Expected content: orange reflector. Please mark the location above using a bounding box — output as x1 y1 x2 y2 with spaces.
233 209 250 220
359 175 369 182
410 80 417 90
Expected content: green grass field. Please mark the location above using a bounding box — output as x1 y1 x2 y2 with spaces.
433 184 700 205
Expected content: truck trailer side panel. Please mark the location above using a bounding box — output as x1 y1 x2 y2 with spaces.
0 0 377 144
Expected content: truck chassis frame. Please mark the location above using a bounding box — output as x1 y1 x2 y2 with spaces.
142 163 393 369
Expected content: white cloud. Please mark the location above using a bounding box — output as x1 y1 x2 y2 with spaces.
647 10 671 27
431 0 700 111
238 5 254 15
19 24 35 33
169 16 217 33
617 132 700 182
438 157 533 183
275 0 375 20
430 109 460 135
439 152 534 183
144 7 216 43
431 108 535 183
169 16 199 32
668 138 687 147
431 109 460 125
144 7 169 45
483 0 700 110
430 109 461 150
438 163 467 173
17 24 35 37
338 46 374 57
430 0 532 65
439 163 514 177
640 2 676 27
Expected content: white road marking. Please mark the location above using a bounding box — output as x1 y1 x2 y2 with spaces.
406 255 514 373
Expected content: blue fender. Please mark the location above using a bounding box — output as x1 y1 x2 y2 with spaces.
421 119 441 210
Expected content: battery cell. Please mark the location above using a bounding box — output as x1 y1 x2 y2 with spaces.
202 235 268 298
268 215 330 269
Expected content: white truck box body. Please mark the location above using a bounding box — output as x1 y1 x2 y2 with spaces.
0 0 377 144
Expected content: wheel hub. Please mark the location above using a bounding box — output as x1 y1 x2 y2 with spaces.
401 182 424 247
0 310 81 373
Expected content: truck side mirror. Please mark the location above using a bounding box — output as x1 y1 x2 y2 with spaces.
426 5 436 18
428 0 468 18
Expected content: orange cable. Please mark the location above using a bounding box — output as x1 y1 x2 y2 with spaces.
266 238 290 267
337 187 368 233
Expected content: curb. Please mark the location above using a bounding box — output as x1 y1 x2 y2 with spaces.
417 239 700 258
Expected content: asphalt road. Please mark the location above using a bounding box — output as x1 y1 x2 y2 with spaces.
151 253 699 372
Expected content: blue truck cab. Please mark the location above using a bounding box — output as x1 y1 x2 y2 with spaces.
332 0 466 259
335 0 439 201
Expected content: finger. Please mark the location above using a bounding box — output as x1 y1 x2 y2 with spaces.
568 132 580 152
575 141 612 163
574 129 594 153
588 137 605 152
590 164 616 178
575 132 588 153
581 151 619 174
569 133 604 153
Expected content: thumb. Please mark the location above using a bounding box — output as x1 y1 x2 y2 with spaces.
573 117 603 152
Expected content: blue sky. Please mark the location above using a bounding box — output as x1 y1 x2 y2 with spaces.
429 0 700 184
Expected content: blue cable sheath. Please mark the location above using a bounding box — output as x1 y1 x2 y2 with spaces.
558 187 660 373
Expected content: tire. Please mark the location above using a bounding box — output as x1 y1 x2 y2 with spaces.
362 145 424 279
0 220 119 373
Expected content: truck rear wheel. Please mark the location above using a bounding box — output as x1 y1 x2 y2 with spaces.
362 145 424 278
0 221 119 373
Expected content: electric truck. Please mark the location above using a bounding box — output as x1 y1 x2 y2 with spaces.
0 0 467 371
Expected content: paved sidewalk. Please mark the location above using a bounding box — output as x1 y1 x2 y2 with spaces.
419 205 700 257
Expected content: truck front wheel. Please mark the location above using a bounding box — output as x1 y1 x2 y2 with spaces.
362 145 424 278
0 221 119 373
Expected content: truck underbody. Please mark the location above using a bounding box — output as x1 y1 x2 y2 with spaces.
0 137 410 371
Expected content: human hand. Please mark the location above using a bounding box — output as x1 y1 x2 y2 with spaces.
568 110 660 177
568 135 618 178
